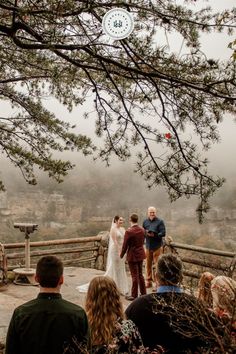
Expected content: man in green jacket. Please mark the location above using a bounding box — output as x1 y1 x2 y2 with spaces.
5 255 90 354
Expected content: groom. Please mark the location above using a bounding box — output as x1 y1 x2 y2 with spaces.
120 213 146 301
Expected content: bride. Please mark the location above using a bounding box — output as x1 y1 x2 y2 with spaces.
76 215 129 295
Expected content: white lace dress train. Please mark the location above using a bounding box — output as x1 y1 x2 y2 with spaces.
104 227 129 295
76 226 128 295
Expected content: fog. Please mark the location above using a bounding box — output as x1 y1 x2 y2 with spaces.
0 0 236 243
1 132 236 216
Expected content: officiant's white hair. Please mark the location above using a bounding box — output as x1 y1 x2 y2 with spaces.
148 206 157 212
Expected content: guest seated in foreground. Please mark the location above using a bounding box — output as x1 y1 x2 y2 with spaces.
5 256 90 354
211 275 236 322
198 272 236 318
85 276 145 353
197 271 215 307
198 271 236 344
125 253 225 354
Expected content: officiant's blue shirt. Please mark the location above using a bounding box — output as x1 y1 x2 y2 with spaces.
143 217 166 250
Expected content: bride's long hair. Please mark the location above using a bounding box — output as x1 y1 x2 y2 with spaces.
113 215 120 224
85 276 124 346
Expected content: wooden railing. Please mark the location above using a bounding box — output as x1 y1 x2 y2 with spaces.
164 240 236 280
0 232 109 283
1 234 235 284
4 236 100 268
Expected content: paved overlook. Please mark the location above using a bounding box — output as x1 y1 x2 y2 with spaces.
0 266 135 351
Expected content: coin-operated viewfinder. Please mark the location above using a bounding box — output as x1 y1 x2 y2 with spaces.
13 222 39 286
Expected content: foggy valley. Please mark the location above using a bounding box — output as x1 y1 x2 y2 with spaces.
0 150 236 252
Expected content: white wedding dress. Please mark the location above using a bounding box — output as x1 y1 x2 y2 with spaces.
76 224 128 295
104 226 129 295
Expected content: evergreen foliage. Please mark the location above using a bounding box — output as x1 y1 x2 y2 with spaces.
0 0 235 221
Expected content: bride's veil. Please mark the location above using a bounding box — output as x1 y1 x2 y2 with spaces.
77 218 118 293
104 218 116 273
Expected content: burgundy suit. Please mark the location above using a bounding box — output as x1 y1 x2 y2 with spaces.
120 225 146 298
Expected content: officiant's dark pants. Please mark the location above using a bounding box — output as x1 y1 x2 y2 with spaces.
128 261 146 298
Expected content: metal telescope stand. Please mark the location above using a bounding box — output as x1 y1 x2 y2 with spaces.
13 223 39 286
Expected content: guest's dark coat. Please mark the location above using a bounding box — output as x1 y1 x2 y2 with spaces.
5 293 89 354
125 292 225 353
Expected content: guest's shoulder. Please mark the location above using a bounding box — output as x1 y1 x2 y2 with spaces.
145 291 198 305
166 291 205 309
125 294 160 317
14 298 37 313
129 293 156 307
62 298 87 313
179 291 200 303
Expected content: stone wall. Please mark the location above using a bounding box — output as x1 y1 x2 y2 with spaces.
94 231 109 270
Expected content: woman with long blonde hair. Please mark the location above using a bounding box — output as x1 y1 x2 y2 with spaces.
85 276 145 353
197 272 236 347
198 272 236 322
211 275 236 322
197 271 215 307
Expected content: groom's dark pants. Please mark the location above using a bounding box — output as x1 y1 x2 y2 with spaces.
128 261 146 298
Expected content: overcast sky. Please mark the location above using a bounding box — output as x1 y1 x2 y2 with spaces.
1 0 236 204
52 0 236 177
